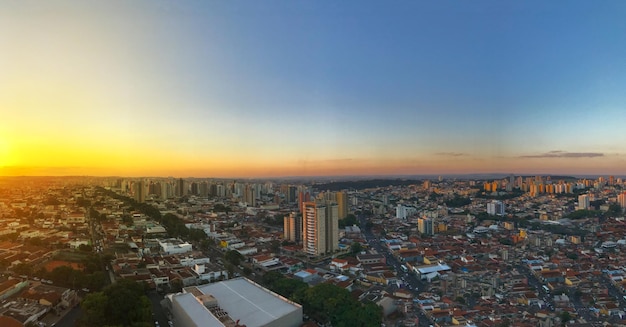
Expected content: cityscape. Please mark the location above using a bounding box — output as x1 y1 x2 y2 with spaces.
2 1 626 327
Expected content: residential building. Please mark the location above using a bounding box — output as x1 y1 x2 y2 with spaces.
302 201 339 256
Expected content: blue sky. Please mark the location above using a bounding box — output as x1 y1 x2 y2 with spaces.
1 0 626 176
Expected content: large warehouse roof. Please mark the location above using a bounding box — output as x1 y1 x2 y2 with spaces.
197 278 300 327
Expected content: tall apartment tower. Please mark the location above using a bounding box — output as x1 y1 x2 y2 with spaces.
418 217 434 235
336 191 348 219
176 178 186 197
487 200 505 216
133 180 145 203
617 192 626 211
578 194 590 210
283 212 302 243
302 201 339 256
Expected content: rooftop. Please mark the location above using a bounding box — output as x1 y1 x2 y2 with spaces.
177 278 301 327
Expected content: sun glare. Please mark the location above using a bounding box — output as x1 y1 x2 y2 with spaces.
0 138 12 166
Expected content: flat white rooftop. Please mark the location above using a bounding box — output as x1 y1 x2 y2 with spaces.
179 278 301 327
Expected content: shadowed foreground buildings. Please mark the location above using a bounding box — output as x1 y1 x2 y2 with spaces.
166 278 302 327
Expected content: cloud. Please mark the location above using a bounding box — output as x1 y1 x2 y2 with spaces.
519 151 604 159
435 152 467 157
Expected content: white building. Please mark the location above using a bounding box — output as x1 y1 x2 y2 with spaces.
396 205 417 219
158 238 193 255
578 194 590 210
168 278 302 327
487 200 505 216
193 263 228 283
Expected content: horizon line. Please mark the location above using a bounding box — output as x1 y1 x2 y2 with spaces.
1 172 625 180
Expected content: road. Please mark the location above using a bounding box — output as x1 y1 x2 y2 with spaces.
54 305 82 327
148 291 171 327
358 214 433 327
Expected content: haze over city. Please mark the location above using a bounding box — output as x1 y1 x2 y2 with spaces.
2 1 626 177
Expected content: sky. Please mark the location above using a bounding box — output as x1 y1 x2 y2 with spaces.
1 0 626 178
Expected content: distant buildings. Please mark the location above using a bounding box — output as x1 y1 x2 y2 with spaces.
302 201 339 256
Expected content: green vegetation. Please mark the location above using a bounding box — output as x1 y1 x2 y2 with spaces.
78 279 152 327
213 203 231 213
339 213 358 228
299 283 382 327
350 242 363 254
260 272 382 327
473 189 524 200
262 213 285 226
605 203 623 217
444 195 472 208
96 187 210 244
314 179 419 192
224 250 244 266
564 209 601 220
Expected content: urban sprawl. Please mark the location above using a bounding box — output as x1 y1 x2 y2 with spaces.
1 175 626 327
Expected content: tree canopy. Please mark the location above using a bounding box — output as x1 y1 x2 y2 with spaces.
261 272 382 327
79 279 152 327
339 214 358 229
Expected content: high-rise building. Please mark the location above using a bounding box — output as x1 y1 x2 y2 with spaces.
176 178 186 197
418 217 434 235
133 180 145 203
302 201 339 256
617 192 626 210
487 200 505 216
336 191 348 219
297 190 310 212
284 213 296 242
578 194 590 210
283 212 301 243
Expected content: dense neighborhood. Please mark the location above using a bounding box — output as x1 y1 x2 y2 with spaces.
0 175 625 327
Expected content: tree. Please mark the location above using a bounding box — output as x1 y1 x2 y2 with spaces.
170 279 183 293
80 279 152 327
80 292 109 327
350 242 363 254
224 250 244 266
299 283 382 327
559 311 572 326
339 214 358 229
78 244 93 252
13 263 33 276
606 203 622 217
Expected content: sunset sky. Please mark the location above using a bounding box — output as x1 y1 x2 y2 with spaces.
1 1 626 177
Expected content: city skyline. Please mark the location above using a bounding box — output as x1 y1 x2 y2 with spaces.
2 1 626 178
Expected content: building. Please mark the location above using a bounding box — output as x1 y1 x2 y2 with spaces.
283 212 299 243
133 180 145 203
158 238 193 255
418 217 435 235
336 191 348 219
578 194 590 210
302 201 339 256
168 278 302 327
487 200 505 216
618 192 626 210
396 205 417 219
